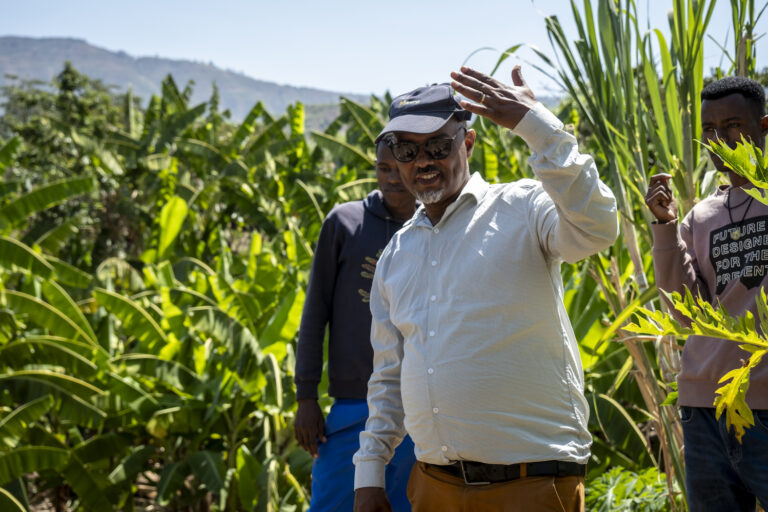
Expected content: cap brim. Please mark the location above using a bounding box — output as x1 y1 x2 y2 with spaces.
375 112 453 143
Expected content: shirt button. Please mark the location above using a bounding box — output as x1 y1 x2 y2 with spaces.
430 295 436 302
427 368 434 375
429 330 435 337
431 260 437 266
441 445 448 452
433 228 439 234
433 407 439 414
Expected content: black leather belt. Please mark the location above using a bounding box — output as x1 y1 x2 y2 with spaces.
426 460 587 485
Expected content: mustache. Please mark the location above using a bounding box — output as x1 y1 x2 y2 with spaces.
417 165 440 174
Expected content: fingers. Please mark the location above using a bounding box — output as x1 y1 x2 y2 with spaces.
295 428 317 456
295 424 323 457
450 72 489 103
317 416 327 444
644 187 672 207
648 173 672 186
511 65 527 88
458 66 499 87
458 99 493 118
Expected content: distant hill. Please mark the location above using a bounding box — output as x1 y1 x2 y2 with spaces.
0 36 369 129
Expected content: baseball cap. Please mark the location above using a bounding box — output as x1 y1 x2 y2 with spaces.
375 83 472 143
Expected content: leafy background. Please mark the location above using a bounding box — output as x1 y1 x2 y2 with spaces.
1 0 767 510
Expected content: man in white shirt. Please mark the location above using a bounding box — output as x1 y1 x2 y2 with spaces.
352 66 618 512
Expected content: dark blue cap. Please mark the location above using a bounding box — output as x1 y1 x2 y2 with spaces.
375 83 471 143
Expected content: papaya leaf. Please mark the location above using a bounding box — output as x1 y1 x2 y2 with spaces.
630 287 768 441
703 136 768 204
714 352 764 442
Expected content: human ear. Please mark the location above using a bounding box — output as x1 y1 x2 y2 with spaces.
464 129 477 159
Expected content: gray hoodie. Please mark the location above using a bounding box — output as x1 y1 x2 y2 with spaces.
652 184 768 409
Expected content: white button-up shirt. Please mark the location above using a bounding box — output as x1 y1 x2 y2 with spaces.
353 103 618 489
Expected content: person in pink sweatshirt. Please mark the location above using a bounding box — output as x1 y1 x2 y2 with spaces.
645 76 768 512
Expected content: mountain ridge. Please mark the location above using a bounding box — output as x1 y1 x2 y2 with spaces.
0 36 369 126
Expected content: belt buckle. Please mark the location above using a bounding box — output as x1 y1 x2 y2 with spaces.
459 461 490 486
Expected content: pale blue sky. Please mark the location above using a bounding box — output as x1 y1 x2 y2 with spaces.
1 0 766 97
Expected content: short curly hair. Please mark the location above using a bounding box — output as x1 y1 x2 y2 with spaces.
701 76 766 117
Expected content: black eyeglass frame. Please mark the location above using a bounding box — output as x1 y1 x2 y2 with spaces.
385 126 467 163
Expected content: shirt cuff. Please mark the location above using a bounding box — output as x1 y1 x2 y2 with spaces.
354 459 386 489
295 381 319 400
510 102 564 153
650 220 681 250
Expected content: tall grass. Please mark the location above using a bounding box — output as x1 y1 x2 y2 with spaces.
511 0 764 507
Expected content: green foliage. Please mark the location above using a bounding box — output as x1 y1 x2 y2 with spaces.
0 2 764 507
585 466 681 511
0 61 384 510
626 288 768 441
704 136 768 205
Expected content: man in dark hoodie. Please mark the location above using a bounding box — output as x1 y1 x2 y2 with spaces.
645 76 768 511
294 141 417 511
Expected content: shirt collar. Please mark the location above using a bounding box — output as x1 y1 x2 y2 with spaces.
412 172 489 227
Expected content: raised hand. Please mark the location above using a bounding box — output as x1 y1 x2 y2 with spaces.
294 399 326 457
644 173 678 223
450 65 539 130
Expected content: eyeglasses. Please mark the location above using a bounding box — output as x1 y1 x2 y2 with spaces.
386 127 465 163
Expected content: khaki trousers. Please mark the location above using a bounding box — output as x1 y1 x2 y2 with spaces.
406 462 584 512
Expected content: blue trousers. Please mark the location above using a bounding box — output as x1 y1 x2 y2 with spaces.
308 399 415 512
681 406 768 511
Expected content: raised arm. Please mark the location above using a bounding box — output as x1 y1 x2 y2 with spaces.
451 66 618 262
645 174 710 318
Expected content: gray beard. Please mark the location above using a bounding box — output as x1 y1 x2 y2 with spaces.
415 189 444 204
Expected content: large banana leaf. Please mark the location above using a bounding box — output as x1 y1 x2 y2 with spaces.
0 340 99 381
0 136 20 170
94 288 168 352
0 446 69 485
0 176 94 226
0 395 54 449
188 450 225 493
2 290 94 343
41 280 97 344
0 487 25 512
157 196 188 261
0 236 53 278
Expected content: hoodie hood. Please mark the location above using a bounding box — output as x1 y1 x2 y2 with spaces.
363 190 392 220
